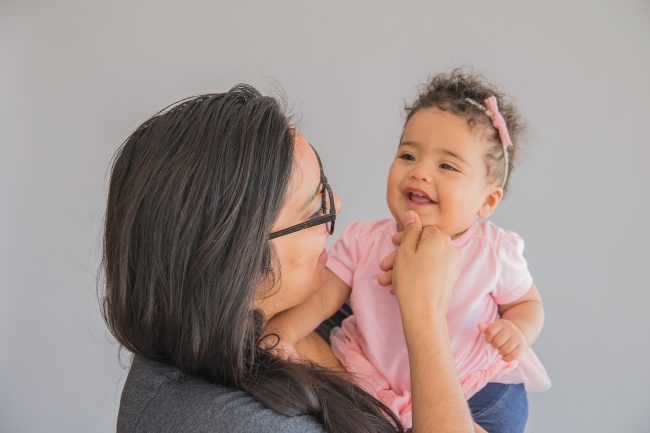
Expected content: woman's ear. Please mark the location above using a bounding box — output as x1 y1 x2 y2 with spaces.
477 187 504 218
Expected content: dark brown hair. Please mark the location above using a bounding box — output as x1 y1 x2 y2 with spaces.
100 84 402 432
405 69 525 191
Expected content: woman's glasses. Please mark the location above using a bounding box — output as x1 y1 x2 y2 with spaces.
269 148 336 240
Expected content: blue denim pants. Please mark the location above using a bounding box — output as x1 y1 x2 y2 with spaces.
468 383 528 433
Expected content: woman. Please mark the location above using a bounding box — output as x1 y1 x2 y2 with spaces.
101 85 474 432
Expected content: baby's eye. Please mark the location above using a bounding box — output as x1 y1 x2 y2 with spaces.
399 153 416 161
439 163 457 171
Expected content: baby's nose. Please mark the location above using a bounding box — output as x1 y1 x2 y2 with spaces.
409 165 432 182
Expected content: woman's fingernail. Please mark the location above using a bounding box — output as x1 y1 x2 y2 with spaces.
404 212 415 225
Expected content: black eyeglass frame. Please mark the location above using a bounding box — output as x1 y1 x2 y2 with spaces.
269 148 336 240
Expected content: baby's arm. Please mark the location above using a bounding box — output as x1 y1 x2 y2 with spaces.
499 285 545 346
479 285 544 362
264 268 352 356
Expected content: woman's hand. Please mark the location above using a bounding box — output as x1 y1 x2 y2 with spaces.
377 233 400 288
386 211 460 316
390 212 473 433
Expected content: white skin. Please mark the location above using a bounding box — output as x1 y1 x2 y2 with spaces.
259 130 477 432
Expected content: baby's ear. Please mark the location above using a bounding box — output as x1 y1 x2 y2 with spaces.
477 186 504 218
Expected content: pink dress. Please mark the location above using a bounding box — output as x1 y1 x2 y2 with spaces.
327 219 551 429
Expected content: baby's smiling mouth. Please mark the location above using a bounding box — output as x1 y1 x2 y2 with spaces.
408 191 434 204
404 188 437 206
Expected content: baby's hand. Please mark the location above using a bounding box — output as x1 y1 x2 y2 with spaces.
259 332 300 361
270 340 300 361
478 319 528 362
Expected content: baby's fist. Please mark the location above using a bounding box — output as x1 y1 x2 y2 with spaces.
478 319 528 362
259 332 299 361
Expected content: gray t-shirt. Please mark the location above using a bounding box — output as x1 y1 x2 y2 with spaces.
117 356 327 433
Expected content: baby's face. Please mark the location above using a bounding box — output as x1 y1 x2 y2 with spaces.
387 107 500 237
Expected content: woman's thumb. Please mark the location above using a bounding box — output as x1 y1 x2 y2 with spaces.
401 211 422 251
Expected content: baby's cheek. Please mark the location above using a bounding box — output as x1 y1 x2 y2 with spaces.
386 170 403 200
448 186 475 216
386 191 403 220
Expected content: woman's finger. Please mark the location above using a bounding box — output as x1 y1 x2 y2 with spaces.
379 251 396 271
419 224 447 246
377 271 392 287
398 211 422 254
391 231 403 246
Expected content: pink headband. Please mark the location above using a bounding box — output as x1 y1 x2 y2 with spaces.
465 96 512 187
484 96 512 147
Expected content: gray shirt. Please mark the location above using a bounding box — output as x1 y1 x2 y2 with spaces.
117 356 327 433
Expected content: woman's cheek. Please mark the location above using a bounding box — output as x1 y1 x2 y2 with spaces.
289 235 320 268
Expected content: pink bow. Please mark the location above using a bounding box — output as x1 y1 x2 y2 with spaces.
484 96 512 147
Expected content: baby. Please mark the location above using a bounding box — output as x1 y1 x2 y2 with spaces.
267 70 551 433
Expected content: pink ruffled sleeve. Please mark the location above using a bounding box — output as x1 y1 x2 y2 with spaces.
493 230 534 305
326 221 368 287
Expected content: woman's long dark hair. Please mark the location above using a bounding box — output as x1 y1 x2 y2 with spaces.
101 85 402 433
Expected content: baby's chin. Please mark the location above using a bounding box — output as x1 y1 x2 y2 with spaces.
394 211 470 239
389 203 462 235
393 210 441 231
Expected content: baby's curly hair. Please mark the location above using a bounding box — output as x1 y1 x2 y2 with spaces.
405 69 525 192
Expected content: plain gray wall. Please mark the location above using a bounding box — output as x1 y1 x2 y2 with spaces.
1 1 648 432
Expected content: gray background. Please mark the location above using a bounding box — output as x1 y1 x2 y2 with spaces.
1 1 648 432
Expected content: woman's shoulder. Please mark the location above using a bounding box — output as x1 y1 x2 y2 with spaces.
118 355 326 433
